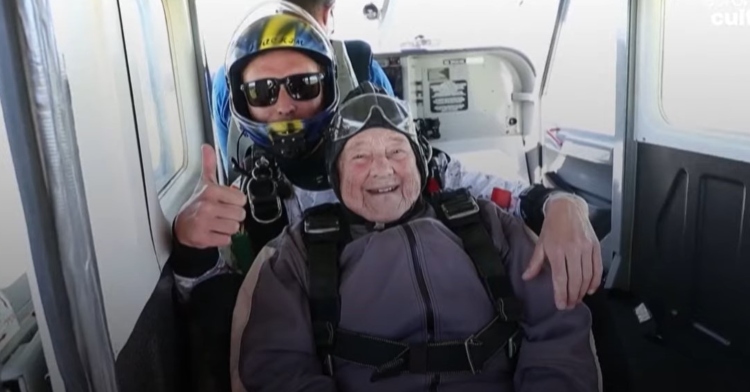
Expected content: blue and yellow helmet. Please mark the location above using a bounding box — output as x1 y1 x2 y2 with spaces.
225 1 339 158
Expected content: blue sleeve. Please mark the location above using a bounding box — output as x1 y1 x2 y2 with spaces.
211 65 231 170
368 60 395 97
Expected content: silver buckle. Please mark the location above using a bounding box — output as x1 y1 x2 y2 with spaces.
441 198 480 220
497 298 509 322
463 335 479 374
324 354 334 376
248 196 283 224
507 330 520 359
304 218 340 234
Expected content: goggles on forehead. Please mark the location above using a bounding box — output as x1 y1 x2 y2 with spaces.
331 93 416 142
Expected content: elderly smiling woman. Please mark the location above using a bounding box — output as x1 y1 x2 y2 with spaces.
237 84 601 392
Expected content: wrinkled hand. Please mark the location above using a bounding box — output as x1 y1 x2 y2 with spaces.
522 195 602 310
174 144 247 248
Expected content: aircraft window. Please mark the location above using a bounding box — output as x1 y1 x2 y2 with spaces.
121 0 186 192
540 0 618 135
660 0 750 135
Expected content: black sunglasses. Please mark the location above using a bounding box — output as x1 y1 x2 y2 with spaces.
240 72 325 107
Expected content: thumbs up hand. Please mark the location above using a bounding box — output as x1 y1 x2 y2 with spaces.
200 143 221 185
174 144 247 248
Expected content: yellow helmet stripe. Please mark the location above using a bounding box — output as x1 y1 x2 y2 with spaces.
259 14 300 50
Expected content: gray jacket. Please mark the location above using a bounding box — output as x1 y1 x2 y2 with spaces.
239 199 601 392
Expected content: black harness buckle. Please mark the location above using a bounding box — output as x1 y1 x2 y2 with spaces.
248 196 282 224
496 296 523 322
304 214 340 235
323 354 334 376
241 153 284 224
364 315 517 381
437 189 480 221
312 320 337 376
463 335 482 374
507 330 521 359
441 198 480 220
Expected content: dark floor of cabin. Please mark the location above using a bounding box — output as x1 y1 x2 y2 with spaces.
604 291 750 392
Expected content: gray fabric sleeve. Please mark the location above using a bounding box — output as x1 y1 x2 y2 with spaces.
480 201 600 392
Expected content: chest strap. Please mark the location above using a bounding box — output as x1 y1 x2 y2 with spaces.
334 315 519 382
302 190 522 380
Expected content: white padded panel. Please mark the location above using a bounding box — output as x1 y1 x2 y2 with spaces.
403 50 534 142
377 47 537 185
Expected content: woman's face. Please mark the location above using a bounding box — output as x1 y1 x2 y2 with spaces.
338 128 421 223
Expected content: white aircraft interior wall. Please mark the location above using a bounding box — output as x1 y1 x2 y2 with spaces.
48 0 162 359
399 49 537 184
408 54 523 140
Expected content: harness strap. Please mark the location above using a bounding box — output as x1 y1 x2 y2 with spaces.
237 204 289 274
304 190 522 380
303 204 347 374
229 146 293 273
236 146 291 224
431 189 522 321
425 159 442 196
333 315 520 381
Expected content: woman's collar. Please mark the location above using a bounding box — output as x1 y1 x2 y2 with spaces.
342 197 428 231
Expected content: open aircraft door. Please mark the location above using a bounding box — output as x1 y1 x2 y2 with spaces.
534 0 633 292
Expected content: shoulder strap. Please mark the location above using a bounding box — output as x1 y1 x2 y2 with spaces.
343 40 373 84
236 205 289 274
430 188 522 322
226 118 253 185
231 146 292 273
330 40 358 99
302 203 348 374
